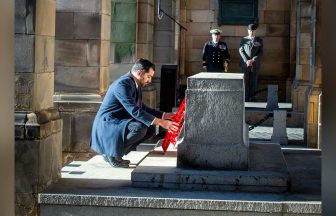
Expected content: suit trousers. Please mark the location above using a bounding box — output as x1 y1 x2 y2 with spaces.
124 121 156 155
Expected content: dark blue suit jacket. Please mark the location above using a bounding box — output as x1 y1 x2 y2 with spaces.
90 72 163 157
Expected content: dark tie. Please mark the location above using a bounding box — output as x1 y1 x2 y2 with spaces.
136 87 142 108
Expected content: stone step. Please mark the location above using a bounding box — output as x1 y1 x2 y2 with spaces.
39 145 321 216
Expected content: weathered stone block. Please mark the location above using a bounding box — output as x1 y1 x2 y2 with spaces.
153 47 172 63
266 85 279 110
138 2 151 23
264 11 285 24
35 35 55 73
263 37 289 50
266 0 290 10
187 22 212 36
100 40 110 67
15 193 38 216
74 12 101 39
36 0 56 36
111 22 136 43
71 113 96 152
136 43 153 60
186 49 202 62
186 0 210 10
55 40 87 66
100 66 110 94
55 66 100 93
15 35 35 72
177 73 249 170
101 14 111 41
15 0 28 34
300 2 312 17
56 0 101 13
15 112 27 139
190 10 214 23
38 129 62 190
271 110 288 145
300 18 311 33
190 36 210 49
15 0 36 34
154 30 173 47
15 73 34 111
235 25 248 37
59 112 72 151
111 2 136 22
55 12 75 39
299 48 310 65
266 24 290 36
102 0 111 15
142 84 157 108
138 23 154 44
300 33 311 48
15 140 40 192
87 40 101 66
34 72 54 111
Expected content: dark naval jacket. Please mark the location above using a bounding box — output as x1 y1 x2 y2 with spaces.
90 72 163 157
239 36 263 71
202 40 231 72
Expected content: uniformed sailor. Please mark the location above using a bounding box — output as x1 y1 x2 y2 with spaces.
202 28 231 72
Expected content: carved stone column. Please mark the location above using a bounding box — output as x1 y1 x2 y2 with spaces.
291 0 312 113
305 0 321 148
14 0 62 214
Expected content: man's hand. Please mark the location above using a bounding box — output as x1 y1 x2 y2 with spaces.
246 59 254 67
163 112 176 120
153 118 179 132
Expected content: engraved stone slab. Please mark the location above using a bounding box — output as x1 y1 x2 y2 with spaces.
177 73 249 170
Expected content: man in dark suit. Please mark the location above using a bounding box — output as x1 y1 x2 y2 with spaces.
90 58 178 168
202 29 231 72
239 24 263 101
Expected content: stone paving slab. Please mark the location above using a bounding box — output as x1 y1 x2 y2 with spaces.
61 151 149 180
131 143 290 193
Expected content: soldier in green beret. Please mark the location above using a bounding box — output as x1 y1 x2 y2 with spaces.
202 28 231 72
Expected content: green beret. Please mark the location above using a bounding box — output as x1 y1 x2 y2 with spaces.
210 29 222 34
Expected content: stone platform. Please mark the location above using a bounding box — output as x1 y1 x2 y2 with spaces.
131 142 290 193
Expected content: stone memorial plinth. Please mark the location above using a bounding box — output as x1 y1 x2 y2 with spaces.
177 73 249 170
131 73 290 193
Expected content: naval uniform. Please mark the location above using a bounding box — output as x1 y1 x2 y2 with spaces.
202 41 231 72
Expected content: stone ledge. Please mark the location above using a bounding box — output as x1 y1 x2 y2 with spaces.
39 193 320 214
132 143 290 193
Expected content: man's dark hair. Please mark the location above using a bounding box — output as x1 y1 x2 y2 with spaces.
131 58 155 74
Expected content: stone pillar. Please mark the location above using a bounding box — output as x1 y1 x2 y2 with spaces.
266 85 279 110
291 0 312 113
0 0 15 214
55 0 111 163
305 0 321 148
271 110 288 145
137 0 157 108
14 0 62 214
177 73 249 170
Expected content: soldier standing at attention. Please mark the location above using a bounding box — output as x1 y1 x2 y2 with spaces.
202 29 231 72
239 24 263 101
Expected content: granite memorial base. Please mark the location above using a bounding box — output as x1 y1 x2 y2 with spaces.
131 143 290 193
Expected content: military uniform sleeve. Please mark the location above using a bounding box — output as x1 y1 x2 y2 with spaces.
202 42 208 67
239 38 248 63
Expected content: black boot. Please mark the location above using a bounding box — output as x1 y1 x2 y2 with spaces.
103 155 129 168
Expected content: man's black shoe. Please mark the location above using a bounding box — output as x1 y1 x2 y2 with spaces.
103 155 129 168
